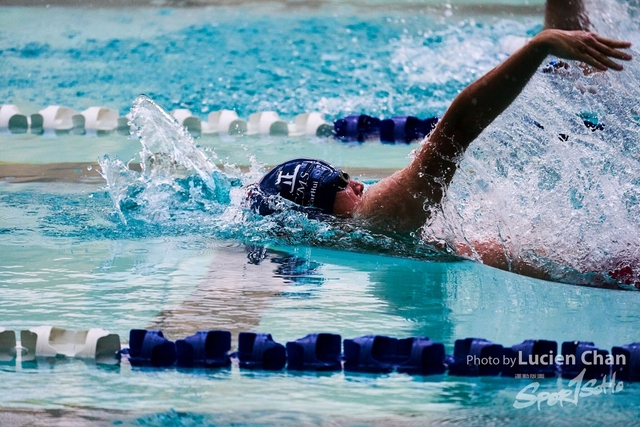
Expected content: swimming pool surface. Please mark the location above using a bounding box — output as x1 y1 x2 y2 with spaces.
2 1 640 426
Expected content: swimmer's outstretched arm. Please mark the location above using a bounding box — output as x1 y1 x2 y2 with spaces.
354 30 631 233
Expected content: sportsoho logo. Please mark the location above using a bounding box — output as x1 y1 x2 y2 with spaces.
513 369 624 409
511 350 626 410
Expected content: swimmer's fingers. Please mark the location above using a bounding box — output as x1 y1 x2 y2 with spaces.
579 34 632 71
594 35 632 50
584 45 626 71
591 37 633 62
543 30 632 71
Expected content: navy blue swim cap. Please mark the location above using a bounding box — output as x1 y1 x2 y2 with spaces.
247 158 350 215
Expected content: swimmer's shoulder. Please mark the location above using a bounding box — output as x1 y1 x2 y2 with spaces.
352 170 426 234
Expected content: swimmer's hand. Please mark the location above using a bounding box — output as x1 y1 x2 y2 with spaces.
535 29 632 72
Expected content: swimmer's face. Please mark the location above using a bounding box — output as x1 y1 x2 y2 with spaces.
333 179 364 218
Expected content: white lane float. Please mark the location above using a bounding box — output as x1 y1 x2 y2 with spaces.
21 326 121 364
38 105 85 133
172 108 202 135
201 109 247 135
2 103 334 139
289 112 333 137
81 107 119 133
247 111 288 136
0 104 29 134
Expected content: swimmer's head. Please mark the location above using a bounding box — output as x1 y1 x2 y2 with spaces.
247 158 362 217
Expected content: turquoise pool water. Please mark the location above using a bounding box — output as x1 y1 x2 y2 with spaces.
2 1 640 426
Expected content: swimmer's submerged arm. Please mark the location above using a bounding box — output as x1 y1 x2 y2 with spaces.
355 30 631 233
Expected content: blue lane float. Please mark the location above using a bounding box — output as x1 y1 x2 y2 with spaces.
334 114 381 142
128 329 176 368
612 342 640 382
380 116 439 144
447 338 504 376
395 337 446 375
176 330 231 368
343 335 446 374
502 340 558 378
343 335 399 373
286 333 342 371
560 341 610 380
4 326 640 382
236 332 287 370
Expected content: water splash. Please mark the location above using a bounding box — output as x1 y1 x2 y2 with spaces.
424 1 640 286
98 95 447 261
99 95 241 227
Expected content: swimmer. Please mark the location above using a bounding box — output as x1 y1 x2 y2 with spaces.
246 29 633 285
